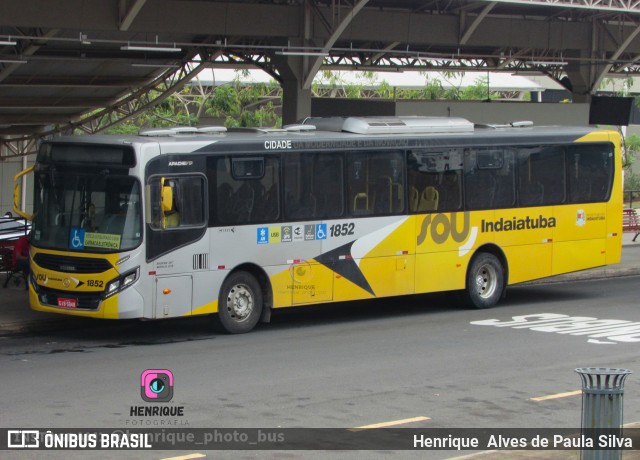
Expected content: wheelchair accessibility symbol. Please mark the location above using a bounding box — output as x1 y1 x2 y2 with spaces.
69 228 85 249
315 224 327 240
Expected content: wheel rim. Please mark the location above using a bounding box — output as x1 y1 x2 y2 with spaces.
474 263 498 299
225 283 254 322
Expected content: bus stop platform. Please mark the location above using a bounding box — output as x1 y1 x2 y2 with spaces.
1 233 640 337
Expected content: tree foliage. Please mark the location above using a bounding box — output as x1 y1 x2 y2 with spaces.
99 70 508 134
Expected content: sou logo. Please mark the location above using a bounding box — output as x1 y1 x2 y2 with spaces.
417 212 478 257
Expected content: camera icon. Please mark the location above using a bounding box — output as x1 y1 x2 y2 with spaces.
141 369 174 402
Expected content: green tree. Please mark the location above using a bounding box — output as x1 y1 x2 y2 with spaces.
623 133 640 170
205 75 281 128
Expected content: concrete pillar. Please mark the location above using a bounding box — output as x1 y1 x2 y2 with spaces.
564 50 593 104
281 79 312 124
272 53 313 125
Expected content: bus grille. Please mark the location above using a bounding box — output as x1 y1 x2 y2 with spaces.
33 253 113 273
36 286 101 310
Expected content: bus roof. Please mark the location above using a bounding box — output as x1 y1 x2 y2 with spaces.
44 116 605 149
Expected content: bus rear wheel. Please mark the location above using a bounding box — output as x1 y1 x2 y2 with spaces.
465 253 504 309
216 271 263 334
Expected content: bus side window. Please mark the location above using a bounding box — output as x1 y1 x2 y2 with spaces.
568 144 613 203
517 146 565 207
148 175 206 230
464 148 508 210
348 154 370 216
348 151 404 217
212 156 280 225
285 153 343 221
407 149 462 213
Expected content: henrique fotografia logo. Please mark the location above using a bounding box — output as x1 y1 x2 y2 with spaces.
141 369 174 403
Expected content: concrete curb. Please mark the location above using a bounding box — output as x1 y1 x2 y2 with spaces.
522 267 640 286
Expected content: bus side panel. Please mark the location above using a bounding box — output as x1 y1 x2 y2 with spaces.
269 266 294 308
606 131 624 265
552 203 607 275
330 216 413 302
606 204 623 265
493 207 553 284
291 261 334 305
415 250 468 293
414 211 493 293
502 245 552 284
356 217 415 298
551 129 622 274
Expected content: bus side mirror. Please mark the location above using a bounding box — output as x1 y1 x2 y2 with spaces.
161 185 174 213
160 177 174 230
13 166 34 221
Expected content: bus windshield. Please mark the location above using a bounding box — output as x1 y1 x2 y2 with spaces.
32 171 142 253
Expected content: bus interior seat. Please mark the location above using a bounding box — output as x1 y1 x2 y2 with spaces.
409 186 420 212
353 192 369 214
418 186 439 211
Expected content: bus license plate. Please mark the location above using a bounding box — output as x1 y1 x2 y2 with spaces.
57 298 77 308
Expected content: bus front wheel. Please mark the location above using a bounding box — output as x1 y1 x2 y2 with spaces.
216 271 263 334
465 253 504 309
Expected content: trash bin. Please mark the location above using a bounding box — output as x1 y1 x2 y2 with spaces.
575 367 632 460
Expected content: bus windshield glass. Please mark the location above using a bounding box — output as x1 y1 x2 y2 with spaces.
32 171 142 253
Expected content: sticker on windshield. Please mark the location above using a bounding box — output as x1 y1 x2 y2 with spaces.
84 232 121 250
69 228 85 249
69 228 121 250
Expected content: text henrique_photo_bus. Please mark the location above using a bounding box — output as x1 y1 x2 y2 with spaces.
13 116 623 333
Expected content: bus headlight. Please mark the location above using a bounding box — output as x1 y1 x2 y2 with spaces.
105 267 139 299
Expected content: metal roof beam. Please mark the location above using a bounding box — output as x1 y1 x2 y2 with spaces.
303 0 371 89
119 0 148 31
489 0 640 14
0 98 114 108
591 21 640 91
461 2 497 45
0 76 150 87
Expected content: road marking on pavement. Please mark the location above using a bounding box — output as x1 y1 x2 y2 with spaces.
160 454 206 460
530 390 581 401
352 416 431 430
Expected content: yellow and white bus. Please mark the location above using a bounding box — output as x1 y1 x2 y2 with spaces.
14 116 622 333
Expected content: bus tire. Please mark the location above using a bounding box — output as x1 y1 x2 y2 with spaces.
216 271 263 334
465 252 504 309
